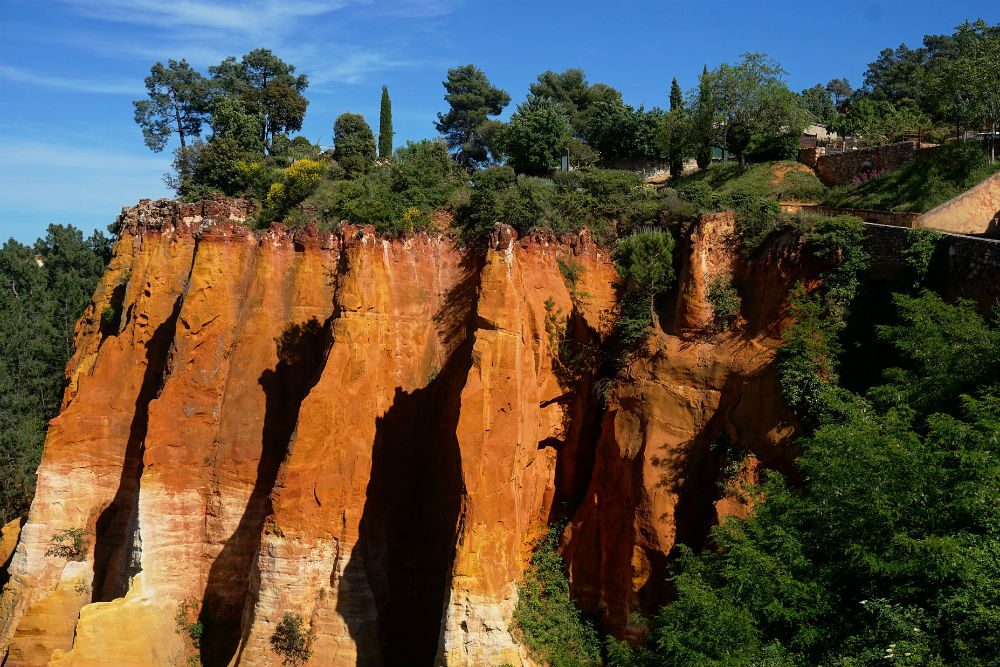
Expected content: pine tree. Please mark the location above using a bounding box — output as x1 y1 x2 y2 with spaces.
378 85 393 159
435 64 510 170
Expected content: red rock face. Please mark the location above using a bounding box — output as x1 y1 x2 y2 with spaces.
0 202 812 666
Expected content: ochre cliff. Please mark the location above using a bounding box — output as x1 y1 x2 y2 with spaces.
0 201 811 666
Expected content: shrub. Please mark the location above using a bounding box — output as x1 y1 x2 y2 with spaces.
44 527 89 561
904 228 942 287
174 598 203 667
189 137 254 197
725 187 782 255
678 180 719 212
333 112 376 177
706 275 741 330
261 158 325 223
270 612 313 666
614 229 676 352
514 528 601 667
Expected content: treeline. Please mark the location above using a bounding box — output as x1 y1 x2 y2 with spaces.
0 226 112 526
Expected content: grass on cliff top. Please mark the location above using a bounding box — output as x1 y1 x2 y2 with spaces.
822 141 1000 213
672 160 828 203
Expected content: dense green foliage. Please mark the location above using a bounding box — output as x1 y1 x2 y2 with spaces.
706 275 741 330
823 141 1000 212
530 69 623 138
613 229 676 352
333 112 377 176
514 529 601 667
455 168 692 245
0 225 111 525
619 292 1000 667
295 139 460 234
499 97 572 176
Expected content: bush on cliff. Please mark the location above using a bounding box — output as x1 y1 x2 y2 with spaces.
613 229 676 353
514 529 601 667
455 167 692 246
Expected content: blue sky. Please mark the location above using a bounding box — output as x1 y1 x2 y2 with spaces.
2 0 998 244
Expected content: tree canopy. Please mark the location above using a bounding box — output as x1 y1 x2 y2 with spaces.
499 97 571 176
435 64 510 170
0 225 110 525
710 53 810 169
133 59 209 151
333 112 377 176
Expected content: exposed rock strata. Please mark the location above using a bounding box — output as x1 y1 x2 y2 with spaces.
1 201 809 666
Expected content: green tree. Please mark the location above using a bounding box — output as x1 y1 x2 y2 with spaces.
622 292 1000 667
586 99 664 163
209 49 309 151
210 95 264 152
825 77 853 106
514 529 601 667
712 53 810 170
333 112 376 176
830 97 928 145
692 65 717 170
132 59 209 151
378 85 393 159
435 64 511 170
499 97 571 176
529 69 623 138
800 83 836 125
658 78 692 177
614 230 676 350
966 26 1000 161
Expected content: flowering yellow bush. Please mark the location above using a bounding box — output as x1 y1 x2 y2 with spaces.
264 159 325 217
265 182 286 209
402 207 426 233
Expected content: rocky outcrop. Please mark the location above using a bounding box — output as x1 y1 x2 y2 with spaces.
1 201 810 666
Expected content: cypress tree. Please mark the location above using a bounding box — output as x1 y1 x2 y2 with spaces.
669 77 683 112
694 65 715 170
378 85 393 158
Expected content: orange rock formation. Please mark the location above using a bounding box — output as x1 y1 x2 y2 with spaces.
0 201 810 666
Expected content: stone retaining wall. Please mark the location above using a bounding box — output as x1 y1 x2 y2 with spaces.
814 142 927 186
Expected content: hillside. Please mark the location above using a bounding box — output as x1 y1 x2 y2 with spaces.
671 160 827 202
823 141 1000 212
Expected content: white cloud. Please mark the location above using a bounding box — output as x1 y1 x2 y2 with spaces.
59 0 360 37
0 63 140 95
0 141 167 172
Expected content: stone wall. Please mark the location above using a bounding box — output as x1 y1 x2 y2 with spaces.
814 142 926 186
863 222 1000 312
782 203 919 228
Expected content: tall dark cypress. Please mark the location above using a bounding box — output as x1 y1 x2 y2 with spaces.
378 85 393 159
694 65 714 170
